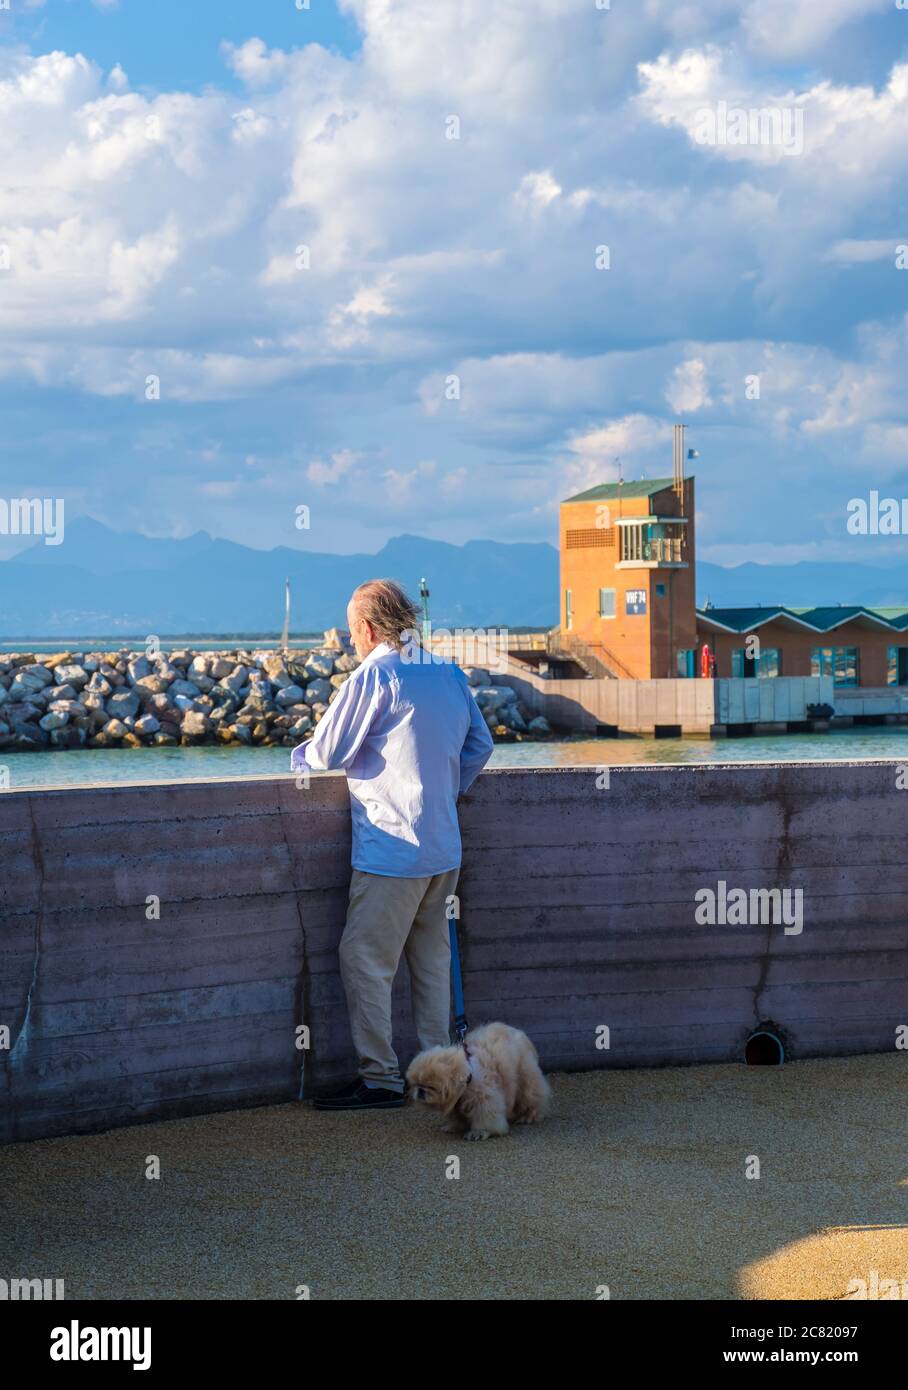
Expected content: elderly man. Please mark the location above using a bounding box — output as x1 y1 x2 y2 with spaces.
291 579 494 1110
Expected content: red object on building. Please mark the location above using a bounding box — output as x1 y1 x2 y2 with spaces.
700 644 711 678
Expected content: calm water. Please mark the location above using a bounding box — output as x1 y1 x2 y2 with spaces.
5 727 908 790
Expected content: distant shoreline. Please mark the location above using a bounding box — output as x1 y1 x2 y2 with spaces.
0 624 553 653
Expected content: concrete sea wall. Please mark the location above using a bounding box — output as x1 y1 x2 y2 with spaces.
432 634 836 733
2 763 906 1142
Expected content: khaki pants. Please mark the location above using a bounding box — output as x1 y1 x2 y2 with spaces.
338 867 460 1091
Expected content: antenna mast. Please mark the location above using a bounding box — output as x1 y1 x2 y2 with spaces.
673 423 685 506
281 576 290 653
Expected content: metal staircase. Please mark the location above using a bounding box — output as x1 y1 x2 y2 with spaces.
545 628 634 680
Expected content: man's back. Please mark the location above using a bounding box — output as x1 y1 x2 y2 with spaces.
292 641 494 877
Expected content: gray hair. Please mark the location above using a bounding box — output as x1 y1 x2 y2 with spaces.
350 578 421 650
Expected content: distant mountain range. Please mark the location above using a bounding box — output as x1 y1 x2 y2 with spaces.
2 517 908 637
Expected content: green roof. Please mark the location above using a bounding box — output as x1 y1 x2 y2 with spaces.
564 476 682 503
697 605 908 634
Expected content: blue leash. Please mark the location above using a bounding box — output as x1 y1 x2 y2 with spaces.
448 917 468 1045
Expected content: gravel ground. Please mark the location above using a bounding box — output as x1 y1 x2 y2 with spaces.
1 1055 905 1300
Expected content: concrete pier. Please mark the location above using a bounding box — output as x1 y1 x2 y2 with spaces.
2 763 906 1142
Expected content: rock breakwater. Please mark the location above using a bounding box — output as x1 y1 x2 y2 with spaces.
0 639 551 752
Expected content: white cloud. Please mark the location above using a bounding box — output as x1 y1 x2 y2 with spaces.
516 170 562 210
666 358 712 412
740 0 889 61
824 239 898 264
307 450 360 485
2 1 908 555
221 38 290 89
560 414 672 498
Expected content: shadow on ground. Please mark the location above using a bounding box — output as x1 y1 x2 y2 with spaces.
1 1055 905 1299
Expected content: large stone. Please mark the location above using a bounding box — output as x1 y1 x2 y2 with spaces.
103 718 127 739
39 710 69 731
127 656 153 685
527 715 551 735
21 663 54 685
107 690 140 720
188 655 209 680
46 699 83 716
135 714 161 735
173 694 202 713
181 710 211 737
169 679 201 699
261 655 294 687
464 667 491 687
305 678 333 704
10 666 53 698
473 685 518 710
209 657 234 680
323 627 351 650
134 675 169 698
222 666 249 693
53 663 89 689
333 653 359 672
238 696 271 718
305 653 335 680
50 726 85 748
274 684 305 707
208 684 239 706
12 725 48 749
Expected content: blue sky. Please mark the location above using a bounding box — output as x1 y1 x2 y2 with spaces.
2 0 908 567
1 0 361 90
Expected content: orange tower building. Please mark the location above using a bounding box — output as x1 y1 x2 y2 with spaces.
558 426 698 679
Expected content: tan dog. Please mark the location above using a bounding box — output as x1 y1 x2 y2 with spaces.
406 1021 551 1140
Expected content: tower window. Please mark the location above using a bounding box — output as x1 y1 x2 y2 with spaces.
599 587 616 618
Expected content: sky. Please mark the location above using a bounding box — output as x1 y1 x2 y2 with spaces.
1 0 908 566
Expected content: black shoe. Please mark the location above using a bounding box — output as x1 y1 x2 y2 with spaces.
312 1079 405 1111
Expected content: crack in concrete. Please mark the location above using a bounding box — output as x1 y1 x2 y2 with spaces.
752 792 796 1027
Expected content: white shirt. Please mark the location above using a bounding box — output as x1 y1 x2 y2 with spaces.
290 642 494 878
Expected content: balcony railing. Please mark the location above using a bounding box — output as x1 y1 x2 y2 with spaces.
619 532 684 565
